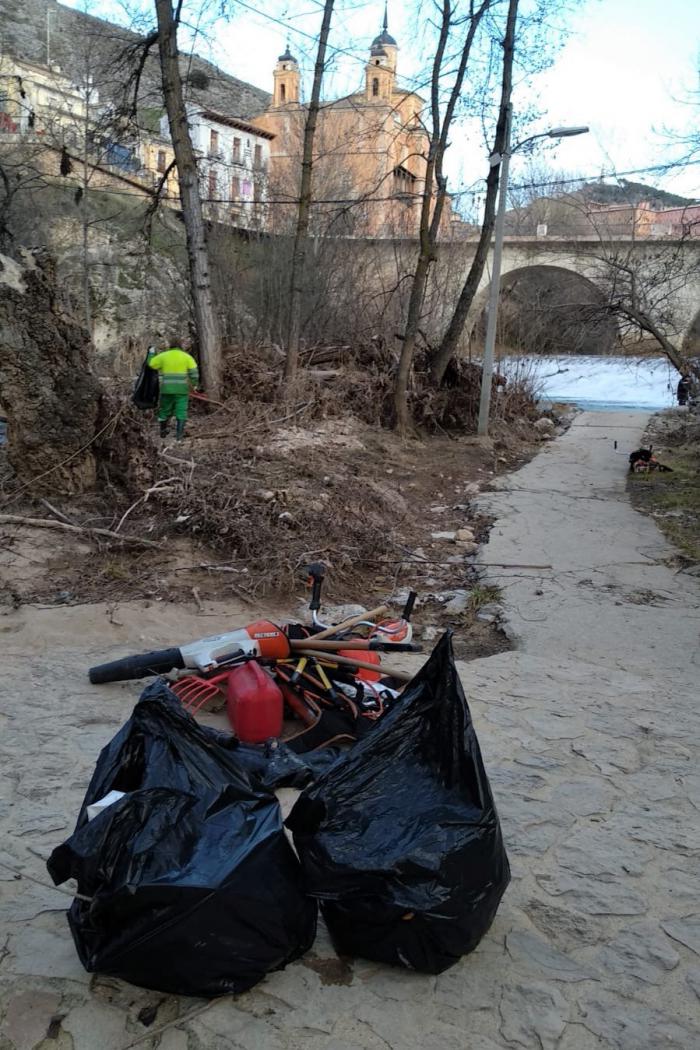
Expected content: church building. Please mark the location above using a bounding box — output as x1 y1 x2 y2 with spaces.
254 9 443 238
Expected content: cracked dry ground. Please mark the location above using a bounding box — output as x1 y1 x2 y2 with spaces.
1 409 699 1050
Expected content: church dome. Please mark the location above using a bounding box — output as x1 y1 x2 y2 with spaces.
278 46 297 63
371 5 396 47
371 29 396 47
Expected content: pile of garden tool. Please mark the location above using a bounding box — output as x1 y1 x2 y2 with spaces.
88 563 419 751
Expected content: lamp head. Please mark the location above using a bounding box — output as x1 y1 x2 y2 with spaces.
547 126 589 138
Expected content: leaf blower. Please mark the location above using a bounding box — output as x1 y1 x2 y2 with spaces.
88 620 290 684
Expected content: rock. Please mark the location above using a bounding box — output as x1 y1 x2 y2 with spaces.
660 916 700 955
476 603 500 623
534 416 556 433
322 603 367 624
0 990 61 1050
0 250 102 491
499 981 569 1049
455 527 475 542
524 898 604 950
576 990 698 1049
445 591 470 614
597 922 680 985
535 872 647 916
505 930 596 982
456 541 478 554
431 531 456 542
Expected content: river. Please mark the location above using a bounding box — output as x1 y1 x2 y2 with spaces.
499 355 679 411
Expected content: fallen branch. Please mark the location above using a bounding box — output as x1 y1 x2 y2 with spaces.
114 478 178 534
0 514 160 548
39 499 77 526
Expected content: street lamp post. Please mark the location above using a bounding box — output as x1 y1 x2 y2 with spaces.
477 113 589 436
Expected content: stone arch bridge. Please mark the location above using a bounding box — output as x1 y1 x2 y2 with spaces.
443 237 700 357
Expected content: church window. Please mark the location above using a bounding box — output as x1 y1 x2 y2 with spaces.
372 77 379 97
156 150 166 173
280 83 286 102
233 137 241 163
208 170 217 198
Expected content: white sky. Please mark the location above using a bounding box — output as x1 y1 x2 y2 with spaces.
65 0 700 202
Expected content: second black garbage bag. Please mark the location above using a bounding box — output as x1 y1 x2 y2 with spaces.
286 632 510 974
47 682 317 997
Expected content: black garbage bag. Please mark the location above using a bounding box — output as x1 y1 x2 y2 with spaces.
47 683 316 997
286 632 510 974
232 739 343 790
132 351 159 410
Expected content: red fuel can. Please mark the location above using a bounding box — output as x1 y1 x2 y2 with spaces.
226 662 283 743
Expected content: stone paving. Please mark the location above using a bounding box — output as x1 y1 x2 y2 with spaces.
1 410 699 1049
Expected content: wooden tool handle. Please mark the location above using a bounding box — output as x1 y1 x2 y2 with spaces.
290 638 371 652
294 649 414 683
308 604 389 642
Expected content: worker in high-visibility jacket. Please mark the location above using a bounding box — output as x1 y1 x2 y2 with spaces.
147 343 199 440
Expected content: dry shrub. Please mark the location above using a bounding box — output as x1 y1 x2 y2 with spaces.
219 340 539 434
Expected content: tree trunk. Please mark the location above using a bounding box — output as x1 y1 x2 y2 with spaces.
393 0 493 433
284 0 335 392
154 0 221 397
431 0 519 384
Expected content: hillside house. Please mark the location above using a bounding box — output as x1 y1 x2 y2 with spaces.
154 105 274 230
0 54 91 144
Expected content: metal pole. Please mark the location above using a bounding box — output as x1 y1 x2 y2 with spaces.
477 103 513 437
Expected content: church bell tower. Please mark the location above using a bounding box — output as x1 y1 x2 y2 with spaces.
273 45 300 107
365 5 398 101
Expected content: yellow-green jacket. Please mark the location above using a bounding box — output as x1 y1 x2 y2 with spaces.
148 348 199 395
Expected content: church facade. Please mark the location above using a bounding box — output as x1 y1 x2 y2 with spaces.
254 13 444 238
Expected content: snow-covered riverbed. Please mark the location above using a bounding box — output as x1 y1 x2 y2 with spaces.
501 355 679 410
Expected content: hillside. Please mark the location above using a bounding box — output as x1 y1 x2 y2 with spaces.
0 0 270 120
580 179 694 209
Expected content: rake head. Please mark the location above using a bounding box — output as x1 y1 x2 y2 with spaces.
171 671 229 714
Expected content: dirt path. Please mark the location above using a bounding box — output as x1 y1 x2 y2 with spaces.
1 411 698 1049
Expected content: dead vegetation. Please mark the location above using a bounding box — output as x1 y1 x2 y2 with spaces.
628 410 700 567
1 296 544 637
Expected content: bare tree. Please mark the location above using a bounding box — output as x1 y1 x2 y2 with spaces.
393 0 495 434
430 0 519 383
154 0 221 395
283 0 336 391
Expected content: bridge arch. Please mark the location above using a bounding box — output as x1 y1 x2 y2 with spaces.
681 305 700 363
467 264 617 356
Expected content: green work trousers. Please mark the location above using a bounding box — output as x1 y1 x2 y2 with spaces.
158 392 189 423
